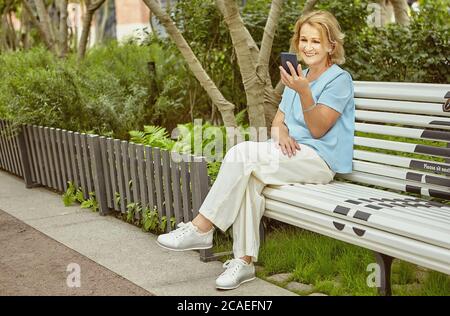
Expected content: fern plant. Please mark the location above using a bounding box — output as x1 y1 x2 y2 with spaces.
62 181 77 206
141 206 176 234
62 181 85 206
126 202 142 223
142 206 160 232
129 125 175 149
80 192 99 212
114 192 121 207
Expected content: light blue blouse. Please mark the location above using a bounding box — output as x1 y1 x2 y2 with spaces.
278 64 355 174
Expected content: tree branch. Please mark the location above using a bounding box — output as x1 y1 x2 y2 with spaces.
257 0 282 70
142 0 237 127
78 0 106 60
303 0 319 15
390 0 410 26
59 0 68 57
22 0 53 50
218 0 260 75
34 0 56 50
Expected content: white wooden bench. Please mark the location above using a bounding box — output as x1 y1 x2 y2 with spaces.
261 81 450 295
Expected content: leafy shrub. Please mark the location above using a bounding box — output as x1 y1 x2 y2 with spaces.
0 44 150 138
345 0 449 83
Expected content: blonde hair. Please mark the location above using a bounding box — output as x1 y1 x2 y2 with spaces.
291 10 345 65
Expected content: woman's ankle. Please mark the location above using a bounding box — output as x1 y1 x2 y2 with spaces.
240 256 252 265
192 215 213 233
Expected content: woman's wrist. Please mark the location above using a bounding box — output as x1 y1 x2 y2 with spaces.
302 103 317 113
271 123 289 139
296 85 310 96
297 87 315 112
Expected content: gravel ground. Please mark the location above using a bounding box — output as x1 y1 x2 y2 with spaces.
0 209 153 296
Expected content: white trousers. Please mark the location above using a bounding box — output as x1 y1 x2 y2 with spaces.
199 140 335 262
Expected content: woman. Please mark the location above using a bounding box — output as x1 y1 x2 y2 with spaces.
156 10 355 290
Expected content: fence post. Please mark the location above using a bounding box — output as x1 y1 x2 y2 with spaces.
17 124 34 188
88 134 109 216
191 156 209 215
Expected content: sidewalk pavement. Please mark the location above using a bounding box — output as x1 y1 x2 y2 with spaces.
0 170 296 296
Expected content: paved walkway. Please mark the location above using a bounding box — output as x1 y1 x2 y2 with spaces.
0 170 295 296
0 209 153 295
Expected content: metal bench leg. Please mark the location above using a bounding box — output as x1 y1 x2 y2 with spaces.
200 220 266 262
199 248 234 262
199 248 215 262
375 252 394 296
199 229 234 262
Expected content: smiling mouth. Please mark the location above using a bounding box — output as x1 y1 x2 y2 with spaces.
304 52 316 57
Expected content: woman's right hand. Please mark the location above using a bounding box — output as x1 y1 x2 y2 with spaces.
276 130 301 158
271 109 300 157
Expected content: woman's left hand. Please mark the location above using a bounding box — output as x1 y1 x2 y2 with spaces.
279 62 309 94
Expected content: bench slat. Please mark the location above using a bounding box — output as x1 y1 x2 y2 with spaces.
340 171 450 200
355 98 450 117
354 81 450 103
356 123 450 142
270 183 450 224
352 160 450 189
353 150 450 177
301 182 450 219
301 183 450 224
264 202 450 275
354 136 450 159
356 110 450 130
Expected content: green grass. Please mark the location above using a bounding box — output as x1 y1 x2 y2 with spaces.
212 228 234 261
255 225 450 296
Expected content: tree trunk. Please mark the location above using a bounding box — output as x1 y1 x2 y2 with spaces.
20 5 31 49
219 0 267 128
149 10 158 39
22 0 53 50
34 0 57 53
78 10 94 59
1 1 13 51
6 10 19 50
96 0 116 44
142 0 237 128
96 0 108 44
390 0 410 25
303 0 319 15
257 0 283 130
59 0 68 57
378 0 394 25
78 0 106 61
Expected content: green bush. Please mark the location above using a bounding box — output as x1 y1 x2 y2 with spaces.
0 44 151 139
0 41 216 137
346 0 449 83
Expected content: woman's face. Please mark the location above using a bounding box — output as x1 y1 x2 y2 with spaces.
298 23 331 68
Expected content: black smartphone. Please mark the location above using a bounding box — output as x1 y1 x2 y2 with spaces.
280 52 299 76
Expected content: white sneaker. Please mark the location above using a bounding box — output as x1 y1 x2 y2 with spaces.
215 258 256 290
156 222 214 251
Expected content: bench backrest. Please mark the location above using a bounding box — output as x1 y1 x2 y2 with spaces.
337 81 450 201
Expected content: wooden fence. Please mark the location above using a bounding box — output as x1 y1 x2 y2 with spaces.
0 119 217 260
